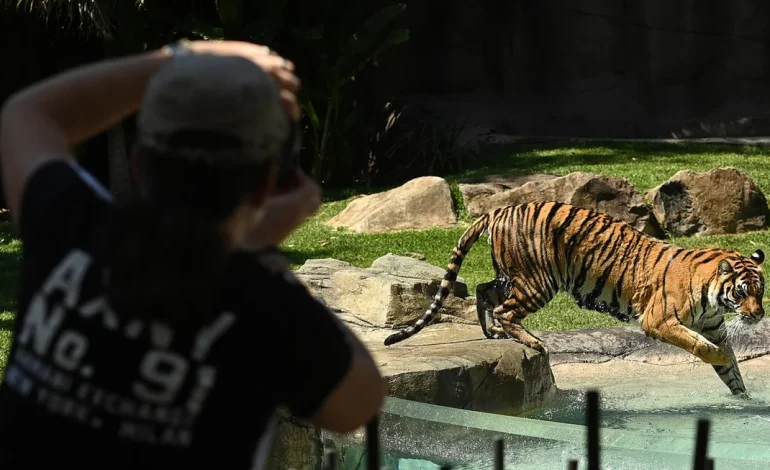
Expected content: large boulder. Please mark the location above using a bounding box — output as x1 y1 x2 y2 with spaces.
459 172 665 238
537 319 770 366
295 254 478 327
266 320 558 470
352 321 556 415
645 167 770 236
458 173 559 216
326 176 457 233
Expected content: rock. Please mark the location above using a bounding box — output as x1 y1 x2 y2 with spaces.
295 255 477 327
646 167 770 236
266 320 559 469
351 320 556 415
458 173 558 217
265 412 322 470
536 320 770 366
724 317 770 359
459 172 665 238
326 176 457 233
535 326 659 365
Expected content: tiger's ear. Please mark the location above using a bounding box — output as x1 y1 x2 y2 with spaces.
751 249 765 265
719 259 733 275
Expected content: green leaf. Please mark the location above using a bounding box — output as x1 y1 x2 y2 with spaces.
174 16 224 41
242 0 287 45
216 0 244 29
338 106 360 133
320 64 339 89
342 28 410 82
290 25 324 42
346 3 406 57
300 94 321 132
243 19 283 44
384 28 410 46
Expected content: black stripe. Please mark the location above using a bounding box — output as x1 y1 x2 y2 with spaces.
614 230 646 301
694 251 723 265
660 248 685 312
586 265 613 305
653 245 672 266
552 206 581 287
700 284 709 317
571 224 617 294
564 212 604 263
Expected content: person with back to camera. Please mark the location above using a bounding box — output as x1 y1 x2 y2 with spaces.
0 39 385 469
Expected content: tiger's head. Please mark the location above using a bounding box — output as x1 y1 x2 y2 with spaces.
717 249 765 323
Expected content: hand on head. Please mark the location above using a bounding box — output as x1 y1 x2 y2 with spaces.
175 40 316 248
240 169 321 250
267 170 322 220
185 40 302 120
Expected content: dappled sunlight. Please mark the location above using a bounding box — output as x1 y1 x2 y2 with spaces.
0 312 13 383
282 142 770 334
456 141 770 194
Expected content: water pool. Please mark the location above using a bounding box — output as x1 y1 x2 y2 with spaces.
324 392 770 470
317 355 770 470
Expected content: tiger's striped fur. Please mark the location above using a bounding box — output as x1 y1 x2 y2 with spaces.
384 202 766 396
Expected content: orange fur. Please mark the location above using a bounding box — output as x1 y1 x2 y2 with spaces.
385 202 766 396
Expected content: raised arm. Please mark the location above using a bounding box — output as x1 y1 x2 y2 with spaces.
0 40 299 227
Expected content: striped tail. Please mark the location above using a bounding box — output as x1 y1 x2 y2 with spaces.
384 213 492 346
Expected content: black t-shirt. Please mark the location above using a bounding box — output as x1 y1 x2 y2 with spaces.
0 160 353 469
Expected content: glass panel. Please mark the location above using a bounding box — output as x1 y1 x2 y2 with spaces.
322 397 770 469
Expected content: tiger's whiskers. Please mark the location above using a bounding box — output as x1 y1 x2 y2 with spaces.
725 315 747 339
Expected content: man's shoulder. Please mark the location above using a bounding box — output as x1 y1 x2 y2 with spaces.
228 249 306 289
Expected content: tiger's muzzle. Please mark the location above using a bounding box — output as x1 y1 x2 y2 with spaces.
739 298 765 323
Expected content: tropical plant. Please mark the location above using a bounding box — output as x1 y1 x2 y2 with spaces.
4 0 114 36
5 0 410 188
175 0 411 185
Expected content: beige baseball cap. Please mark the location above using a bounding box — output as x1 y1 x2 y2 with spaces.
136 52 290 167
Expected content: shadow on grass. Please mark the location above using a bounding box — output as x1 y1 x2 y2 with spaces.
464 141 768 179
0 222 20 315
282 247 335 268
0 316 14 332
319 140 769 200
0 222 17 241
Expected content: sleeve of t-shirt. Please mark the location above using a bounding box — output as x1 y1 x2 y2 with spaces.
18 159 113 254
259 259 354 419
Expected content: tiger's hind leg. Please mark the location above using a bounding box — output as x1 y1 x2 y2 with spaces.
476 280 509 339
488 284 552 352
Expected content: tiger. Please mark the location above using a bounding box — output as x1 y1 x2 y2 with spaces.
384 201 766 397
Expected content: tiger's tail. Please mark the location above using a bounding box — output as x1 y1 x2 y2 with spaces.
383 212 492 346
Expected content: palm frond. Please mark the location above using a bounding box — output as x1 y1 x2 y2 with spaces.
3 0 121 37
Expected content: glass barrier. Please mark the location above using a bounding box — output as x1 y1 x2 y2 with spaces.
321 397 770 470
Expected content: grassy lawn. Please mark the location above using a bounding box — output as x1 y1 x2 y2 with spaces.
0 222 20 380
284 141 770 331
1 141 769 377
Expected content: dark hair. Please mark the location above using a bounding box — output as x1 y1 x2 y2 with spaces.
101 129 273 322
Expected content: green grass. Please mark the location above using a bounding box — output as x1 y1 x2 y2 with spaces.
285 141 770 330
1 141 769 379
0 222 20 380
